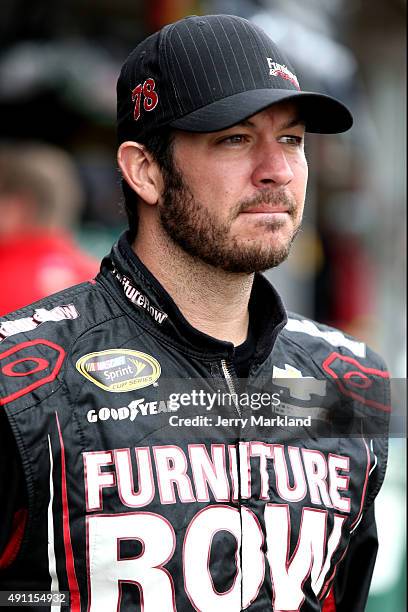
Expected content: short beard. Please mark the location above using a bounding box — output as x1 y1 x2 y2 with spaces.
158 159 301 274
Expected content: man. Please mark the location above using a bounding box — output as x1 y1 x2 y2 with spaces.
0 14 390 611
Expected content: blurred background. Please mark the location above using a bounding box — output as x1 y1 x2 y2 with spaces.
0 0 406 608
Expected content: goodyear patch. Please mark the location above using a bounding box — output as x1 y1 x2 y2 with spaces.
76 349 161 392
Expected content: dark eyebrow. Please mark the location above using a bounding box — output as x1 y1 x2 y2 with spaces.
231 116 305 130
233 119 256 128
279 116 305 130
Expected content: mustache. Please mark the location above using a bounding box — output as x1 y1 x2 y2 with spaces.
235 189 297 216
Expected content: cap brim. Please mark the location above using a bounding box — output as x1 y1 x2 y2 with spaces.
170 89 352 134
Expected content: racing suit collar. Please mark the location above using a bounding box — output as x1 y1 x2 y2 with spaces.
99 232 287 364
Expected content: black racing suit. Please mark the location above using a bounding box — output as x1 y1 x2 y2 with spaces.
0 233 390 611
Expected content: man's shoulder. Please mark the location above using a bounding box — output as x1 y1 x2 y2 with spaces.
276 311 391 422
280 311 386 368
0 279 122 411
1 280 96 343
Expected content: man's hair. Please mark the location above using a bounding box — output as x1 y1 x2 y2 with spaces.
121 128 175 241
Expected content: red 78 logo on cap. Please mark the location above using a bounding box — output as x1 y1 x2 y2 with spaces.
132 78 159 121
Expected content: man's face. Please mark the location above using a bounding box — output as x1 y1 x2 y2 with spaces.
158 101 308 273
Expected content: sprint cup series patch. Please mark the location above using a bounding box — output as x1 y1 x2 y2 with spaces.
76 349 161 392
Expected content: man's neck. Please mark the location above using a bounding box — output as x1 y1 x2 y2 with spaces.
133 226 253 346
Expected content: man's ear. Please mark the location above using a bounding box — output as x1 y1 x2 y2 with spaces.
117 141 162 205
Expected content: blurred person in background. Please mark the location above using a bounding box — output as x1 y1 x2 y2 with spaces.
0 142 98 315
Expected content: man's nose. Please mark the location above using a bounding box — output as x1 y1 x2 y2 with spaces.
251 141 294 188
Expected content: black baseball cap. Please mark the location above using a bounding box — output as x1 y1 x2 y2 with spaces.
117 14 353 144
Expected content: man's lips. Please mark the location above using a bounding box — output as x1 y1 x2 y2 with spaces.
240 206 289 214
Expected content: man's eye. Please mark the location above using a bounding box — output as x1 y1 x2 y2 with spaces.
279 135 304 146
219 134 248 145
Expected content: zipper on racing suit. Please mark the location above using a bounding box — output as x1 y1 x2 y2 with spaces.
220 359 245 609
221 359 241 416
